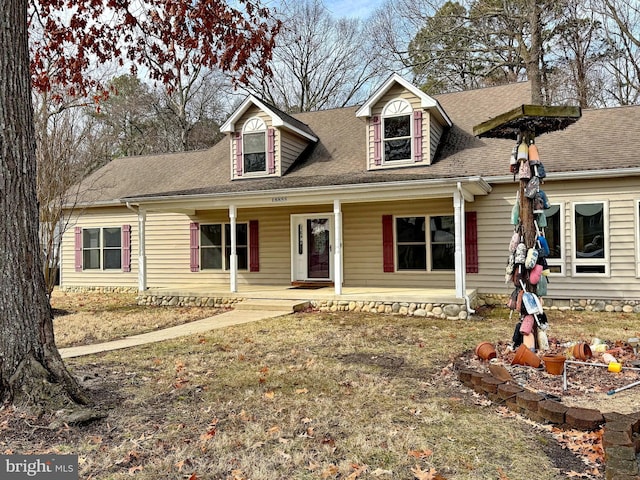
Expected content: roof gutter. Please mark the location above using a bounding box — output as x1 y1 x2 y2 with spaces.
484 167 640 184
119 176 492 206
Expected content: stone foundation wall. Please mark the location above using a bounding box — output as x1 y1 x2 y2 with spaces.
136 294 241 308
60 286 139 294
310 300 469 319
480 294 640 313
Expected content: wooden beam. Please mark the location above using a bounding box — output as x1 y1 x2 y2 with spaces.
473 104 581 139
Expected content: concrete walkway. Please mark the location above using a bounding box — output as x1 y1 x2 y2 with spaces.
59 308 290 359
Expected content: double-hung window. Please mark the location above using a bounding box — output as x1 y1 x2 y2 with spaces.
383 99 412 163
573 202 608 275
201 223 248 270
395 215 454 271
82 227 122 270
243 117 266 174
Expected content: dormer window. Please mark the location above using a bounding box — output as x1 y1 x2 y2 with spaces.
243 117 267 174
383 99 412 162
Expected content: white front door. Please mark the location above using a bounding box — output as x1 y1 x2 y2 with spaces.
291 215 333 282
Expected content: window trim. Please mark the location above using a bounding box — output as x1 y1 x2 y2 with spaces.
636 199 640 278
394 214 455 272
382 98 413 165
200 222 249 271
82 226 122 271
544 203 566 277
571 201 609 277
242 117 267 175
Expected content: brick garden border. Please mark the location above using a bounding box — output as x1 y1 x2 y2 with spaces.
457 366 640 480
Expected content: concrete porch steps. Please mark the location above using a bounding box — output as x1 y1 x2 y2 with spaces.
234 298 310 313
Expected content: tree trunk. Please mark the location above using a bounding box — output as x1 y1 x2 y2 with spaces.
0 0 87 408
527 0 544 105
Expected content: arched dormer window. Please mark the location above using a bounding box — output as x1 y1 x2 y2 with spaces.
382 99 412 162
242 117 267 173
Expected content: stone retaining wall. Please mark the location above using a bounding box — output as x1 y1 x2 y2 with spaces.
136 294 241 308
457 366 640 479
480 294 640 313
310 300 468 319
60 286 139 294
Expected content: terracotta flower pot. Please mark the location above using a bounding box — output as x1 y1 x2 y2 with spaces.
512 344 541 368
475 342 497 361
572 342 592 360
542 355 566 375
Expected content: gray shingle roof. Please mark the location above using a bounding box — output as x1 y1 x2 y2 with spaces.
75 80 640 205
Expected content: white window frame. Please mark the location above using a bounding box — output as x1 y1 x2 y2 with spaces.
571 201 609 277
382 99 413 165
636 199 640 278
200 222 248 271
544 203 566 277
394 214 454 272
242 117 267 175
82 227 122 271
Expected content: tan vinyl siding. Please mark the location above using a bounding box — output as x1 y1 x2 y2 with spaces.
144 205 333 288
280 130 308 174
430 118 444 163
60 207 138 288
342 199 455 288
366 83 432 169
468 178 640 300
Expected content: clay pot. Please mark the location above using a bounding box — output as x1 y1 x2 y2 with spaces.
475 342 497 361
542 355 566 375
572 342 592 360
512 344 541 368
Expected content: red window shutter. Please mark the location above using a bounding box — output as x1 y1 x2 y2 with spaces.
267 128 275 174
74 226 82 272
190 222 200 272
235 132 243 177
465 211 478 273
122 224 131 272
373 116 382 166
249 220 259 272
382 215 394 272
413 110 423 162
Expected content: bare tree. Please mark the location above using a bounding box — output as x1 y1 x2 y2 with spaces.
243 0 385 112
596 0 640 105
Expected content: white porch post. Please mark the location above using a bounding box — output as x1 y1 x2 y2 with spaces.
333 199 343 295
138 208 147 291
453 186 466 299
229 205 238 293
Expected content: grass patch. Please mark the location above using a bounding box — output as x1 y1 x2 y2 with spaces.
50 290 219 348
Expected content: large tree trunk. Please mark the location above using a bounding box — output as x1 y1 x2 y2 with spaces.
0 0 87 409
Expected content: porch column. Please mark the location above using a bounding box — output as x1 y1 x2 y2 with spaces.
138 208 147 291
333 199 343 295
453 186 466 299
229 205 238 293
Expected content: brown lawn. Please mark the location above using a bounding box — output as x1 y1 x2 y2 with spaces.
2 292 638 479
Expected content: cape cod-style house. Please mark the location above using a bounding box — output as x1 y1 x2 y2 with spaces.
60 74 640 314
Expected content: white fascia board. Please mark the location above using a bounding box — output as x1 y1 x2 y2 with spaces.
120 176 491 212
220 95 317 142
355 73 452 127
484 167 640 184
